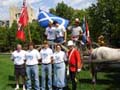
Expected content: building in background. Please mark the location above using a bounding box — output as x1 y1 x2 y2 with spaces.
0 20 9 27
9 5 35 27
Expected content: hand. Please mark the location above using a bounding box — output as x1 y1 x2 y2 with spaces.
38 59 42 65
63 40 66 43
51 60 54 64
77 68 81 72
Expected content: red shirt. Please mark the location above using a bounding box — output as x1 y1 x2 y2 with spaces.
68 48 82 72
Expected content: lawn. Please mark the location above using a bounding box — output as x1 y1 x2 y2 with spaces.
0 54 120 90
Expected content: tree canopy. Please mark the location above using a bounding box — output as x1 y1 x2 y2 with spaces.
88 0 120 47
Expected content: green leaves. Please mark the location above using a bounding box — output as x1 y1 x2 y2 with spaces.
88 0 120 47
0 20 45 51
50 2 86 25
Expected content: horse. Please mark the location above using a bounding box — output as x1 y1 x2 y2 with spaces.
60 43 120 84
91 46 120 61
90 46 120 84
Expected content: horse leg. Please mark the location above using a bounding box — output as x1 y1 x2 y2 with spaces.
90 63 97 84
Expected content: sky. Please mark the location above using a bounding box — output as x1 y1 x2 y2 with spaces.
0 0 97 20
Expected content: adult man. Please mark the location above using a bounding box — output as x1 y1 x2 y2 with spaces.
11 44 26 90
40 41 53 90
53 21 67 44
25 43 40 90
67 40 83 90
68 18 83 45
45 21 56 50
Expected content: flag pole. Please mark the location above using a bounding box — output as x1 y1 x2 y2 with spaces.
24 0 32 43
27 24 32 42
85 17 96 88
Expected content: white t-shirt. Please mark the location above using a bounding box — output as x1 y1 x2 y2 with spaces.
71 26 83 36
53 51 67 63
11 50 26 65
55 25 66 38
26 49 40 65
45 26 56 40
40 48 53 64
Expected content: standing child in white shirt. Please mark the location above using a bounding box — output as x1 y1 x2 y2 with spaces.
11 44 26 90
45 21 56 50
53 21 67 44
40 41 53 90
25 43 40 90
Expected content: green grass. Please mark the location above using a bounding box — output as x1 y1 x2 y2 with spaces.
0 54 14 90
0 54 120 90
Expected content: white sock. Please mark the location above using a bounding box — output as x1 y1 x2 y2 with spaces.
23 85 25 88
16 84 19 88
23 85 26 90
15 84 19 90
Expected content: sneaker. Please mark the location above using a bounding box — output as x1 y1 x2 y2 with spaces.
23 85 26 90
15 86 19 90
92 78 96 84
58 87 63 90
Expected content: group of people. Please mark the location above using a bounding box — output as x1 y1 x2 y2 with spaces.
11 41 82 90
45 18 83 49
11 18 83 90
45 20 66 48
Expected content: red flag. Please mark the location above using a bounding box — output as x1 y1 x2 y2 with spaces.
16 0 28 41
85 19 91 45
16 25 25 41
18 6 29 27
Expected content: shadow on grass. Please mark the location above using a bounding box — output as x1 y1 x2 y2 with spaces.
8 75 15 81
105 73 120 90
7 75 15 88
98 65 120 90
79 78 112 85
98 65 120 73
78 66 120 90
7 68 120 90
52 85 71 90
78 77 120 90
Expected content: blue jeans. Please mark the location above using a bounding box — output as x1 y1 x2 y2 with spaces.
26 65 40 90
55 37 64 44
41 64 52 90
53 62 66 89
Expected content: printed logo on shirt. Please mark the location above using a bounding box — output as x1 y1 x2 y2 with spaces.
48 31 53 34
55 56 60 61
15 56 22 61
42 53 48 59
56 30 60 34
26 55 33 60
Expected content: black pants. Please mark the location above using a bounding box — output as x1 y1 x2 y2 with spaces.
70 71 77 90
